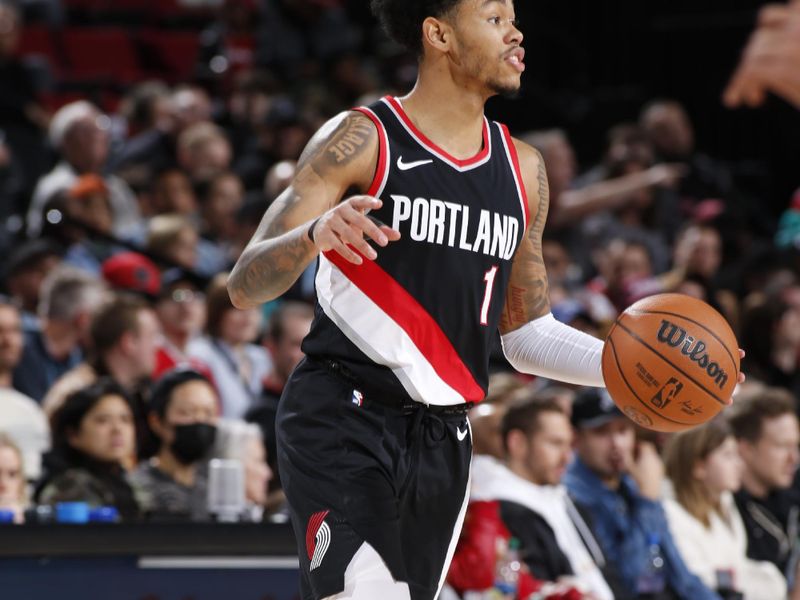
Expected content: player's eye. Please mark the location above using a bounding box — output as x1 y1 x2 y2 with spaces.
488 16 500 25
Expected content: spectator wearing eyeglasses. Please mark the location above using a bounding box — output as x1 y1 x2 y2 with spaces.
153 269 210 381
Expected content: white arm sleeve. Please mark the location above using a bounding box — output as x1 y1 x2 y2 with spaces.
500 313 605 387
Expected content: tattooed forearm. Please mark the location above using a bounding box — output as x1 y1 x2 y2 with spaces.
233 227 315 308
228 112 377 308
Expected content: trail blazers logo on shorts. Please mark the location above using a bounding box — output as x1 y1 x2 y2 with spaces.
306 510 331 571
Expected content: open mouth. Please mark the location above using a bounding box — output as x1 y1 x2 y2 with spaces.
504 47 525 72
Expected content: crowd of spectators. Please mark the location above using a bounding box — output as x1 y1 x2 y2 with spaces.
0 1 799 599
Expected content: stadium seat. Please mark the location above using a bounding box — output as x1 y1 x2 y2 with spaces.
62 27 143 83
17 26 57 59
138 30 199 81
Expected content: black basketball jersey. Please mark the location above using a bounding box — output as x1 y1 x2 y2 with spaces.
302 96 529 406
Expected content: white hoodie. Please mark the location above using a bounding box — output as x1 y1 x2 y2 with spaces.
470 455 614 600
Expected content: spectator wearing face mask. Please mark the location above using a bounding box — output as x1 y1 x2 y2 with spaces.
130 368 218 521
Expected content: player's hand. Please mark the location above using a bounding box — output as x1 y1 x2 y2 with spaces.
311 196 401 265
723 0 800 109
737 348 746 385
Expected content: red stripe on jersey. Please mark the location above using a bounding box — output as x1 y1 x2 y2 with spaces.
352 107 389 197
499 123 530 230
324 250 485 403
385 96 490 168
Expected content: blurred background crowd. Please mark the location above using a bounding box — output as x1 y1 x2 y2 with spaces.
0 0 799 599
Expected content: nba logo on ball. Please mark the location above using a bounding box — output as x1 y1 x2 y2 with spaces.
602 293 740 433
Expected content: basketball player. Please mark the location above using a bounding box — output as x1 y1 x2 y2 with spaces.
228 1 613 598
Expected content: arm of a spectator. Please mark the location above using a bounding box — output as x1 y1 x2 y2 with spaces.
590 507 647 593
227 111 399 308
551 164 685 226
633 496 722 600
724 0 800 109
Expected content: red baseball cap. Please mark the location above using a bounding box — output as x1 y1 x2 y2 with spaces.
101 252 161 298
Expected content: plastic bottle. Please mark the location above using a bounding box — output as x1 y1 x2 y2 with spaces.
486 537 522 599
0 509 16 524
636 532 667 596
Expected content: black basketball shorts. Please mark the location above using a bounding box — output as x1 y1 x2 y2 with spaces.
276 357 473 600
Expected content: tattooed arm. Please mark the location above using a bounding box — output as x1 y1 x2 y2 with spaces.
228 111 400 309
499 139 605 387
500 141 551 334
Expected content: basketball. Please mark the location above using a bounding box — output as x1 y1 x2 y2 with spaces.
601 293 740 432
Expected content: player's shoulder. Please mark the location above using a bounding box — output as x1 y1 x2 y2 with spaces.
310 109 379 151
508 136 544 173
297 109 379 183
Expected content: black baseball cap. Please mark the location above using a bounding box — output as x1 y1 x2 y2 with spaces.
571 387 625 429
3 238 63 280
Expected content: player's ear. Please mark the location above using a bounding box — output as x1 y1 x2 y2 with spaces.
422 16 453 53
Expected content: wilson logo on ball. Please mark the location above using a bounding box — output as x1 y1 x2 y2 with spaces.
656 320 729 389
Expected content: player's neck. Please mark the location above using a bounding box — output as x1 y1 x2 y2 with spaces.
400 73 488 161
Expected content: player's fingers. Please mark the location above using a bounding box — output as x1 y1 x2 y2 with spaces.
332 215 379 260
329 236 364 265
379 224 402 241
344 210 389 246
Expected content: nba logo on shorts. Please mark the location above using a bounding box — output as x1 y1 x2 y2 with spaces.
352 390 364 407
306 510 331 571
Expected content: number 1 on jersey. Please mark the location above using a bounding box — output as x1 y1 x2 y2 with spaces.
480 265 499 326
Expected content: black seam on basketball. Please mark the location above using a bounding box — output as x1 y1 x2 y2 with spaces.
614 320 728 406
608 336 693 426
624 308 738 372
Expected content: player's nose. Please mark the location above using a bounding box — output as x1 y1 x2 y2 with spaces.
508 21 523 45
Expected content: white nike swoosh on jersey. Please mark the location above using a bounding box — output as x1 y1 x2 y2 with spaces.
457 426 469 441
397 157 434 171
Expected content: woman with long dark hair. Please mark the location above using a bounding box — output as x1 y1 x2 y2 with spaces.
36 378 140 520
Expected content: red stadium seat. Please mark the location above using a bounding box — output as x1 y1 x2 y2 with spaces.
17 26 57 59
152 0 217 20
61 27 143 82
138 30 199 81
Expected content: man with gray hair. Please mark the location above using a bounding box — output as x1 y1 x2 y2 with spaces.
26 100 140 237
12 266 106 402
